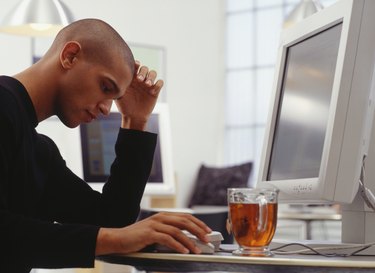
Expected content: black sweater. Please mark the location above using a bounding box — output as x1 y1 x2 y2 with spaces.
0 76 157 272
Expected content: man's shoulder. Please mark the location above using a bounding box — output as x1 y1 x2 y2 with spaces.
0 87 21 121
0 77 21 108
0 78 27 136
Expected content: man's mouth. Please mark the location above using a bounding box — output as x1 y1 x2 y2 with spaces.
86 110 97 121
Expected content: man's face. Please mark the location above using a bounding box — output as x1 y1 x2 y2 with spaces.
56 55 133 128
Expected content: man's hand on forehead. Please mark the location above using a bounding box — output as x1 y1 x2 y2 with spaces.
115 60 164 130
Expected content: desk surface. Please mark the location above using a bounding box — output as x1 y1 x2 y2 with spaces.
99 247 375 273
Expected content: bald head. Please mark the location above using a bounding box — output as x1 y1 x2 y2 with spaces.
46 18 135 74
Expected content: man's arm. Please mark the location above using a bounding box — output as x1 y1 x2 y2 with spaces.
97 62 213 255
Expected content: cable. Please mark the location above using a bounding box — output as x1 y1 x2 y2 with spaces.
218 242 375 257
359 155 375 211
270 242 375 257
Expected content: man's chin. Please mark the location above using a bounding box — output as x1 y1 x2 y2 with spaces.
58 116 81 128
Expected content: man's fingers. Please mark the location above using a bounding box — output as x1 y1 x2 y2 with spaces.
162 212 211 233
154 232 190 254
136 66 149 81
132 61 162 96
150 79 164 96
145 70 157 86
154 224 202 254
151 212 212 243
136 66 160 86
134 60 141 75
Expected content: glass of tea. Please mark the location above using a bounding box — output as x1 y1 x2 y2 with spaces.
227 188 279 256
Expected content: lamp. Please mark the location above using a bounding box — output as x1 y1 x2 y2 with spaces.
0 0 74 37
283 0 323 28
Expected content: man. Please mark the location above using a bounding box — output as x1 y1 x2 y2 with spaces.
0 19 211 272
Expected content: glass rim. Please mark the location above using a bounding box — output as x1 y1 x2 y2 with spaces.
227 187 279 193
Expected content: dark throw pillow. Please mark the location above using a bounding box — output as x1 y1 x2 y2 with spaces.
188 162 253 207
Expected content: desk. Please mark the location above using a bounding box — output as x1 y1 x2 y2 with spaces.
98 247 375 273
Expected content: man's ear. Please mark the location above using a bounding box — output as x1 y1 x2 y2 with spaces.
60 41 82 69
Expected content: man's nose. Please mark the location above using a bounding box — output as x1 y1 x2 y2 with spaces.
98 99 113 116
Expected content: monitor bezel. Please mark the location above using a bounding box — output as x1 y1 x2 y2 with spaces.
257 0 371 203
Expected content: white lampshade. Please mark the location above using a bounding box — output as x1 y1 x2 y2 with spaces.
0 0 74 36
283 0 323 28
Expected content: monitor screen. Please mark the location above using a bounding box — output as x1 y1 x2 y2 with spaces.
80 112 163 183
268 24 342 181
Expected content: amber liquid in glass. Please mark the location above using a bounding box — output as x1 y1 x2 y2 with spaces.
229 203 278 247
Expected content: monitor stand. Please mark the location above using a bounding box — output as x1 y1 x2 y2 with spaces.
270 193 375 256
269 204 375 256
340 100 375 253
340 191 375 252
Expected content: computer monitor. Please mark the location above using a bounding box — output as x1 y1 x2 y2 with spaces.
36 103 175 196
80 113 164 183
80 103 175 195
257 0 375 245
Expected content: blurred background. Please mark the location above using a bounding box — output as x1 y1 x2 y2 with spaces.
0 1 340 272
0 0 338 208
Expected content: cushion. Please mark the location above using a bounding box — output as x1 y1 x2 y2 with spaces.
188 162 252 207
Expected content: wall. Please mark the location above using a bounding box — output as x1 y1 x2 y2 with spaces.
0 0 226 207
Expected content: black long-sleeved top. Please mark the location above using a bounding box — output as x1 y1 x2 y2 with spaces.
0 76 157 272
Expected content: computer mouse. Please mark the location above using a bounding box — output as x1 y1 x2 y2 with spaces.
154 230 223 254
